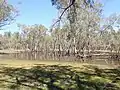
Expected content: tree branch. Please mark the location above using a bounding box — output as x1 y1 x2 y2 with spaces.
51 0 76 29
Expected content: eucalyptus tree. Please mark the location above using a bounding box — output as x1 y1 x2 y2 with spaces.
11 32 22 49
74 1 102 56
3 31 12 49
20 24 47 52
0 0 17 49
0 34 5 49
0 0 17 28
51 0 95 27
51 26 69 59
101 13 120 53
51 0 102 59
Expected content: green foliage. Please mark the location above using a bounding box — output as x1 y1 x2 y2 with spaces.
51 0 95 9
0 65 119 90
0 0 17 28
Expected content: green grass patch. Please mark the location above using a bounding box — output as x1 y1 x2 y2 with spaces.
0 60 119 90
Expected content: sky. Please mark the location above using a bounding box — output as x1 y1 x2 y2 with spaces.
0 0 58 34
102 0 120 17
0 0 120 34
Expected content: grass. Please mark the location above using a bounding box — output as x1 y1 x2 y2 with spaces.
0 59 116 68
0 59 119 90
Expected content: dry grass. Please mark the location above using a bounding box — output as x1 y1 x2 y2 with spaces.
0 59 116 69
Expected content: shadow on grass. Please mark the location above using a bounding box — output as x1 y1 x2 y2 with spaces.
0 64 119 90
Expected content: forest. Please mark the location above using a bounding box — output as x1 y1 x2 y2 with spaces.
0 0 120 90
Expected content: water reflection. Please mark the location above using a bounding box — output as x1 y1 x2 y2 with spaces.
0 52 120 66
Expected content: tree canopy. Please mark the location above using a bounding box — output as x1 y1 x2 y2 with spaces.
51 0 96 28
0 0 17 28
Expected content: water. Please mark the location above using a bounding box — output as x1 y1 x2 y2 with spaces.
0 52 120 66
0 52 120 90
